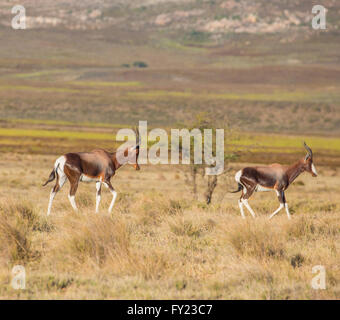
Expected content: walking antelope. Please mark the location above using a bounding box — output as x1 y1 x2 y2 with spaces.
232 142 317 220
43 128 141 215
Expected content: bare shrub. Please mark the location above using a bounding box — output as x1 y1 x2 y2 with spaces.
181 113 235 204
205 175 218 205
290 253 305 268
0 201 40 264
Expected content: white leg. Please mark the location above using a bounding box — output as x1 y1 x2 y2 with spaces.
269 203 284 219
68 194 78 211
46 174 66 216
108 190 117 213
47 189 56 216
285 203 291 220
238 200 245 219
95 182 101 213
242 199 256 218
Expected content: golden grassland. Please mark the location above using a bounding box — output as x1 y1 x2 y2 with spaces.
0 153 339 299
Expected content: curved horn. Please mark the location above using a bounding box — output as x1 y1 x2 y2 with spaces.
303 141 313 159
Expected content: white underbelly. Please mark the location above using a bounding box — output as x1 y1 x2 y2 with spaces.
80 174 98 183
255 185 272 192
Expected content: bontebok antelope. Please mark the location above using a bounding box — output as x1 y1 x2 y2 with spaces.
232 142 317 220
43 128 140 215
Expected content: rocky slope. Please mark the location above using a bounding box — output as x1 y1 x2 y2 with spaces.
1 0 339 38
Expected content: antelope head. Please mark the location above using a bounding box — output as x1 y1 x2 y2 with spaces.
302 142 317 177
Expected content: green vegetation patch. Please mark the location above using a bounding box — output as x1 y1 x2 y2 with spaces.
0 85 95 94
0 128 115 141
69 81 142 88
230 133 340 153
0 127 339 154
12 70 69 79
2 118 127 129
127 90 340 103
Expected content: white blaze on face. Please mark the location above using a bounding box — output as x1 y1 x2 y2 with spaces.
311 163 318 176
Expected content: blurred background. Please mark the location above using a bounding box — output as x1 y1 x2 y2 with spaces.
0 0 339 163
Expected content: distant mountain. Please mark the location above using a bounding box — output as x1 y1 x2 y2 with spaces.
1 0 339 40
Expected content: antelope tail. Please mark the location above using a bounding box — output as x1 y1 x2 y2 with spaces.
230 183 243 193
42 164 59 186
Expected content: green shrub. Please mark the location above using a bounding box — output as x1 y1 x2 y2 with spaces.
133 61 148 68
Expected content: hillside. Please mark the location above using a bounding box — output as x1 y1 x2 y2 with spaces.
0 0 339 134
1 0 340 35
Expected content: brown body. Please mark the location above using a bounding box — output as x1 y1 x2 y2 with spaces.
44 130 140 215
233 143 317 219
64 150 122 186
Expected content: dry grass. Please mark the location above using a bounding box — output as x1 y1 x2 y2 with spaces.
0 154 339 299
